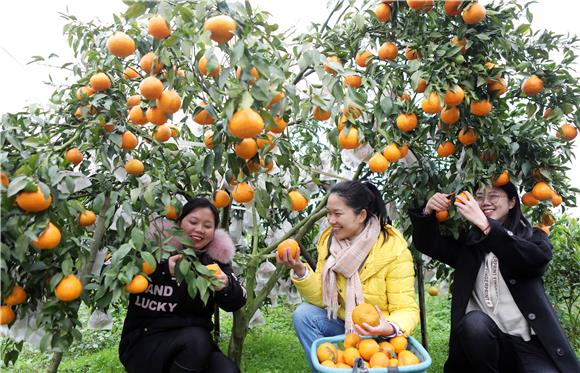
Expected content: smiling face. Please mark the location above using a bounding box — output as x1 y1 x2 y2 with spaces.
326 193 367 241
179 207 216 250
475 186 516 223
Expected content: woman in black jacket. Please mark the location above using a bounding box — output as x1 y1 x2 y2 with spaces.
409 182 579 373
119 198 246 373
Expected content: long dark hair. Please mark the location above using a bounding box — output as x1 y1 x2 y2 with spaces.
177 198 220 228
495 182 532 239
329 181 389 230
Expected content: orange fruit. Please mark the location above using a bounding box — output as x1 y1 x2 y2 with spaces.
317 342 338 363
79 210 97 226
76 86 95 100
148 15 171 39
206 263 222 276
0 306 15 325
107 31 135 58
407 0 434 11
437 141 455 157
65 147 84 165
521 75 544 96
344 333 361 349
198 56 221 77
531 182 553 200
487 76 507 96
165 204 178 220
470 99 492 117
551 193 562 207
125 159 145 176
440 106 460 125
455 191 470 205
355 50 373 68
368 153 389 173
336 362 351 368
289 191 308 211
556 123 577 141
121 131 138 151
204 15 236 44
125 274 149 294
269 117 287 134
232 182 254 203
169 125 179 138
32 222 61 250
398 144 409 157
358 339 380 361
522 192 539 207
379 341 396 356
16 186 52 213
257 133 275 151
428 286 439 296
344 75 362 88
492 171 510 187
375 3 392 22
141 260 156 275
236 66 260 85
277 238 300 259
127 94 141 107
228 108 264 138
194 103 214 125
378 42 398 60
323 56 342 74
451 36 467 54
415 79 427 93
90 73 111 92
55 274 83 302
396 113 418 132
267 91 285 109
462 2 486 24
213 190 231 208
444 0 462 16
139 52 164 75
123 67 140 80
157 90 182 114
140 76 164 100
146 106 169 126
370 351 390 368
390 336 408 353
352 303 380 327
444 86 465 106
435 210 449 222
343 347 361 367
1 172 9 188
204 130 215 149
234 138 259 159
421 92 442 114
5 286 27 306
338 127 360 149
405 47 419 60
400 92 412 103
153 125 172 142
458 128 478 145
383 144 401 162
320 360 335 368
313 107 331 122
128 106 148 125
398 350 420 366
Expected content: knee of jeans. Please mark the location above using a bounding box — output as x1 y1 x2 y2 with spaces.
459 311 496 340
292 303 320 328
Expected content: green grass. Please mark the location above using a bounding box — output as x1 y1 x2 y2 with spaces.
7 297 451 372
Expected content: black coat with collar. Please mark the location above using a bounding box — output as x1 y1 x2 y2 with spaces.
408 207 579 373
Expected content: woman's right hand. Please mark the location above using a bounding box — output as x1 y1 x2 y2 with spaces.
425 192 453 214
168 254 183 276
276 248 306 277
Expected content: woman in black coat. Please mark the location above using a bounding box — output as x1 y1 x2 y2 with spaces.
119 198 246 373
409 182 579 373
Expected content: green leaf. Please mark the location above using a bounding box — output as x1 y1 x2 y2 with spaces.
111 243 132 265
124 3 146 19
7 176 29 197
61 257 73 275
131 228 145 251
14 235 28 262
93 193 105 213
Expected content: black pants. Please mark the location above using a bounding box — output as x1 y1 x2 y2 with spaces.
120 326 240 373
445 310 560 373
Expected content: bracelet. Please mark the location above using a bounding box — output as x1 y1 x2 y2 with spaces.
481 224 491 235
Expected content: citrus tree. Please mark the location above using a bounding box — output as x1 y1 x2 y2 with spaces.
1 0 579 370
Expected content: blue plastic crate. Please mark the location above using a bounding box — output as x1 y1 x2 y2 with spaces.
311 335 432 372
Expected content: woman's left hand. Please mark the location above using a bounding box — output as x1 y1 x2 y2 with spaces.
353 305 394 337
454 191 489 231
212 272 229 291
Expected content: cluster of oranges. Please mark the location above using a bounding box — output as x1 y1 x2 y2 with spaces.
315 302 421 368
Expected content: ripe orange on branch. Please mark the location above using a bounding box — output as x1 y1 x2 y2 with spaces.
213 190 231 208
556 123 577 140
139 52 164 75
16 186 52 213
288 191 308 211
140 76 164 100
206 264 222 276
444 86 464 106
437 141 456 157
125 159 144 176
232 182 254 203
79 210 97 226
204 15 236 44
5 286 27 306
89 73 111 91
228 108 264 138
378 42 398 60
396 113 418 133
106 31 135 58
148 15 171 39
32 222 62 250
198 56 221 77
125 274 148 294
368 153 389 173
65 148 84 165
55 275 83 302
521 75 544 96
157 90 182 114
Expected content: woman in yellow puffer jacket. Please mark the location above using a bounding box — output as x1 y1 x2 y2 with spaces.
277 181 419 371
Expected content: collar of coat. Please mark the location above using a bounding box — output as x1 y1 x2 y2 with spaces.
317 225 409 282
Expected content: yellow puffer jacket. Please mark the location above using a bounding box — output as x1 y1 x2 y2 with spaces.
292 225 420 336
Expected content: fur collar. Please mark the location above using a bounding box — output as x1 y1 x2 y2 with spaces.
146 219 236 264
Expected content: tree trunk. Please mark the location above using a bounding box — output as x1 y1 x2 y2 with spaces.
416 259 429 351
46 352 63 373
228 310 248 365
